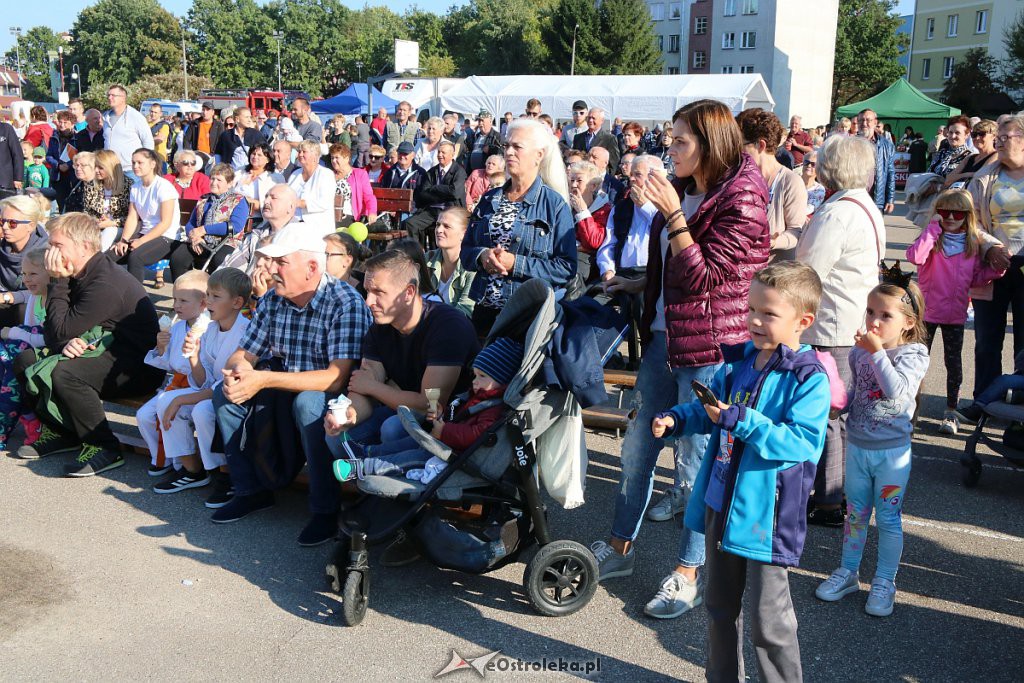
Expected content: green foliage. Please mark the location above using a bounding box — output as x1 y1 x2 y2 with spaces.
941 48 1003 113
456 0 550 75
831 0 909 112
1 26 66 102
598 0 662 74
1003 9 1024 96
185 0 276 89
543 0 606 74
80 72 215 110
70 0 183 90
404 8 456 77
265 0 351 97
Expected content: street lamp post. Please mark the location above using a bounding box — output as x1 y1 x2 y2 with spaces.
181 27 189 99
70 64 81 98
356 61 363 83
57 45 64 93
273 31 284 92
9 27 22 96
570 24 580 76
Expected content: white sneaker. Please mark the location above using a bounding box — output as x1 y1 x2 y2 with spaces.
644 571 702 619
590 540 635 580
815 567 860 602
938 411 959 435
865 577 896 617
646 487 686 522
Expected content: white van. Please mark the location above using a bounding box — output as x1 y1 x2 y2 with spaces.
140 99 202 118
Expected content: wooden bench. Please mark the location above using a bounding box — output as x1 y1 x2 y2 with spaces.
372 186 414 214
581 369 640 436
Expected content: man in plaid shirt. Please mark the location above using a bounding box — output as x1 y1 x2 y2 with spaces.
210 224 371 547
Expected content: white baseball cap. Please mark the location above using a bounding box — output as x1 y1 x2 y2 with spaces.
256 223 327 258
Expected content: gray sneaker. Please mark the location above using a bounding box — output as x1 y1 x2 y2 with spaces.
644 571 702 619
938 411 959 435
646 487 686 522
815 567 860 602
590 540 635 580
865 577 896 617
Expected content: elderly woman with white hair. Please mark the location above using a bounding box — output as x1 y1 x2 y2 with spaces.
287 139 336 236
796 134 886 528
567 159 610 282
164 149 211 201
461 118 576 336
415 116 446 169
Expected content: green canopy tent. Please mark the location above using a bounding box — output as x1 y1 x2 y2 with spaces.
836 79 961 139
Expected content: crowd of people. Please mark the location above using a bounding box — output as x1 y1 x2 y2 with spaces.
1 86 1022 682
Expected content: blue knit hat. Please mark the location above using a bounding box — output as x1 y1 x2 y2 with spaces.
472 337 524 387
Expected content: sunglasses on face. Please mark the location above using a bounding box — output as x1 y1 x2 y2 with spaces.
971 131 989 138
937 209 968 221
0 218 32 229
178 160 197 167
369 155 383 160
804 161 816 168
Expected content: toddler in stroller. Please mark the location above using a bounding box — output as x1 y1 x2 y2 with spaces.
325 279 601 626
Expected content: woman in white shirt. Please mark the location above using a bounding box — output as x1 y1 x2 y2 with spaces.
112 148 187 282
287 139 336 236
234 142 284 220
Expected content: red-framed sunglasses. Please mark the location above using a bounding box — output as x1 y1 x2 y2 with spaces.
936 209 968 221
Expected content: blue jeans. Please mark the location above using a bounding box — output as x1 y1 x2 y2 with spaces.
972 256 1024 396
213 386 339 515
358 447 431 476
611 331 720 567
842 443 911 582
326 407 406 458
974 373 1024 406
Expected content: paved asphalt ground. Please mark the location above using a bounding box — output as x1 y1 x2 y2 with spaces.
1 206 1022 682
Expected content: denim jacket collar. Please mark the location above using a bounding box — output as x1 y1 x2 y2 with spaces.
487 175 545 211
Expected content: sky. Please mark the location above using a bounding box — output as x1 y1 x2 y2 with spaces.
1 0 918 60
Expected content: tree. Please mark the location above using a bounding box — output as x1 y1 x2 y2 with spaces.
597 0 662 74
185 0 276 89
70 0 183 90
265 0 351 97
1 27 66 101
339 6 410 88
455 0 549 75
1003 9 1024 97
831 0 909 112
543 0 606 75
941 48 1003 113
405 9 457 77
81 72 215 110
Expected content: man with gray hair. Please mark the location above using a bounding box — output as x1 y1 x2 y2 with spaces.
74 109 105 153
405 139 467 243
856 108 895 214
219 183 299 274
210 223 371 546
572 107 620 171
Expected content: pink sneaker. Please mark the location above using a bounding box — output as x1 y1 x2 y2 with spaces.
20 415 42 446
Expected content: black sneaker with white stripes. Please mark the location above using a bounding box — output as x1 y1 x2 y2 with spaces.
148 463 173 477
204 472 235 508
152 469 211 494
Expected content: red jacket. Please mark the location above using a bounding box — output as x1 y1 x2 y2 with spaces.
641 153 770 368
164 172 211 201
439 387 505 453
575 194 611 254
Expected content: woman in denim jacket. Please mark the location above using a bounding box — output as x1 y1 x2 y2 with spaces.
461 119 576 336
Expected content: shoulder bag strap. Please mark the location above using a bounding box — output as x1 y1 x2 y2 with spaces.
839 196 883 264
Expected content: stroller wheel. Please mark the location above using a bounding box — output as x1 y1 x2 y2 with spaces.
524 540 598 617
962 461 982 488
341 570 370 626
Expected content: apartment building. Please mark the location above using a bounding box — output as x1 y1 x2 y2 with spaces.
647 0 689 73
907 0 1021 96
706 0 839 124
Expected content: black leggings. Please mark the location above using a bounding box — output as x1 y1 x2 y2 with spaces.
169 240 233 274
116 237 192 283
926 322 965 409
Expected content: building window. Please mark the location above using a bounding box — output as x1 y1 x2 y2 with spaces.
693 51 707 68
943 56 955 79
947 14 958 37
976 9 988 33
740 65 755 74
649 3 664 21
669 34 680 53
670 2 681 19
741 31 756 49
694 16 707 34
921 57 931 79
668 66 680 75
724 0 736 16
722 32 735 49
658 35 664 51
926 17 934 40
742 0 758 15
722 65 734 74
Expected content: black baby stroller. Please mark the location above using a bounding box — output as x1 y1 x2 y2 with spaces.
960 400 1024 487
326 280 601 626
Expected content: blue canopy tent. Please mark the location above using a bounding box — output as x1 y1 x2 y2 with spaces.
311 83 400 115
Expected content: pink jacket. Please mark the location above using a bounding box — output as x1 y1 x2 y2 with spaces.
343 167 377 220
905 220 1005 325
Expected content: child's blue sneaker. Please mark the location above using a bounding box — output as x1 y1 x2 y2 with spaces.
332 458 364 482
815 567 860 602
865 577 896 617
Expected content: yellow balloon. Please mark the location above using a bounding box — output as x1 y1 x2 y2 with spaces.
346 221 368 243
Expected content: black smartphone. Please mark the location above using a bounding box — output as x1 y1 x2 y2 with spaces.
691 380 719 407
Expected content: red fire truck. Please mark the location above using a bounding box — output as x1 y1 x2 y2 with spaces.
198 89 310 116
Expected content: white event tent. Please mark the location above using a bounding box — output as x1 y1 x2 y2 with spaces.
439 74 775 121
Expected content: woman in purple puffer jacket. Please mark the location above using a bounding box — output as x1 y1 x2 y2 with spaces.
591 99 770 619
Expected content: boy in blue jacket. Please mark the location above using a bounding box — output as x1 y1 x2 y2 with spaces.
652 261 831 682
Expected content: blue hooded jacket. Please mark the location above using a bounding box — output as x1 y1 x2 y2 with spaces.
664 342 830 567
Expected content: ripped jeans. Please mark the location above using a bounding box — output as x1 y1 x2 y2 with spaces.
610 331 720 567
